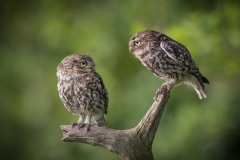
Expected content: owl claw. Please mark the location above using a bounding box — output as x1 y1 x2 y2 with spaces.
154 85 169 101
71 122 80 129
78 123 85 129
78 123 90 131
154 92 162 101
71 123 90 131
72 122 84 129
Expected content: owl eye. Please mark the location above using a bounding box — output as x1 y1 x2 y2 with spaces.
134 40 141 46
80 61 87 66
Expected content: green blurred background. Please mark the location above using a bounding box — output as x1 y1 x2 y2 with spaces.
1 0 240 159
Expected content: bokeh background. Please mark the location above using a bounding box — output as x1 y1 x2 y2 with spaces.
1 0 240 159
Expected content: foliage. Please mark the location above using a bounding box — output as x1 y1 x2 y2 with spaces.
0 0 240 159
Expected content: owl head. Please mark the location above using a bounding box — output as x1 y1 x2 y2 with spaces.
57 54 95 80
129 30 169 58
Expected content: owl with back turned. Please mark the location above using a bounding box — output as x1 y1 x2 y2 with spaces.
129 30 209 99
57 54 108 131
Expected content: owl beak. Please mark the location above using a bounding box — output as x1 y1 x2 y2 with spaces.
129 44 133 53
128 41 132 52
129 48 132 53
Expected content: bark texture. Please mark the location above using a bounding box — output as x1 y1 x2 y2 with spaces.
61 85 170 160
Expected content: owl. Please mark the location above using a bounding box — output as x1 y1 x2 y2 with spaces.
129 30 209 99
57 54 108 131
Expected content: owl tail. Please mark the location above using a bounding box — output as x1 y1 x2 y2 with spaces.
194 82 207 99
187 75 208 99
93 115 106 127
202 76 210 85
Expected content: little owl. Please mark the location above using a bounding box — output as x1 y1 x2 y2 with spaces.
129 30 209 99
57 54 108 131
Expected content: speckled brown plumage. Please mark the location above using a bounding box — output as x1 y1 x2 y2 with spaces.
129 30 209 99
57 54 108 130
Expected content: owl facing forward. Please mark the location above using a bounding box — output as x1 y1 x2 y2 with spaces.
57 54 108 130
129 30 209 99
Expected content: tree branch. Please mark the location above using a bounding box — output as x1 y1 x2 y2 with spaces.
60 85 170 160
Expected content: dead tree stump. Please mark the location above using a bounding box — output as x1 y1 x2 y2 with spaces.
60 85 170 160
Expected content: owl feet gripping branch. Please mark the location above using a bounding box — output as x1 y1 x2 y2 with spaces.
57 54 108 131
129 30 209 99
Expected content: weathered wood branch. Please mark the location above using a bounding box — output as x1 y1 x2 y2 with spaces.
60 85 170 160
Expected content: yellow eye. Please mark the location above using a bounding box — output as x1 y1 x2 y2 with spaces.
134 40 141 46
80 61 87 66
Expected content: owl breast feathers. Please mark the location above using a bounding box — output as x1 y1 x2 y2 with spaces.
129 30 209 99
57 54 108 130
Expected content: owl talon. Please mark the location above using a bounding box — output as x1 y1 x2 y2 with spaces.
71 122 80 129
78 123 90 131
78 123 85 129
154 85 169 101
154 91 162 101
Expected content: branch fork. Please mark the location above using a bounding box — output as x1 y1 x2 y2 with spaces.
60 85 170 160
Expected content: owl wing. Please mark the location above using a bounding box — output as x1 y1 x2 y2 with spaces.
74 73 108 115
94 72 109 115
160 41 201 78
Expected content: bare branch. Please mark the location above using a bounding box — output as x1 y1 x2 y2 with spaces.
134 85 170 146
60 85 170 160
